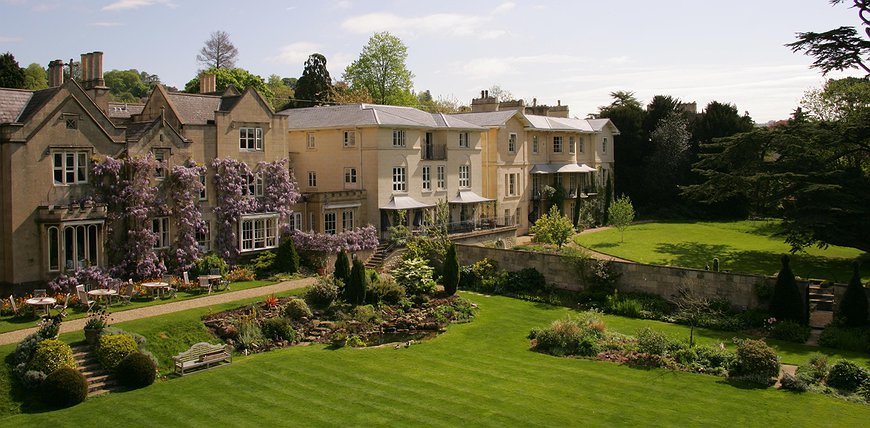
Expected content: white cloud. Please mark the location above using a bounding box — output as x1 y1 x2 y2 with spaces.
90 22 123 27
492 2 515 14
341 12 486 38
268 42 322 66
334 0 351 9
102 0 175 11
0 36 23 42
460 54 590 79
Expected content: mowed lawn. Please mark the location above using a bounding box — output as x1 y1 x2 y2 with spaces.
575 220 868 283
1 293 868 427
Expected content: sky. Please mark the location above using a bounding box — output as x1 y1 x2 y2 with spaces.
0 0 866 122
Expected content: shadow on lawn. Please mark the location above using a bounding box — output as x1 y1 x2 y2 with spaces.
654 242 732 270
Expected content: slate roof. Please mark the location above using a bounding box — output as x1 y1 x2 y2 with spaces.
586 118 613 132
107 102 145 119
448 110 519 127
279 104 483 130
524 115 594 132
450 110 616 133
125 118 160 141
166 92 222 125
0 88 32 124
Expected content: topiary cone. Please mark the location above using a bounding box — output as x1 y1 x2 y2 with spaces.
769 255 806 325
838 261 868 327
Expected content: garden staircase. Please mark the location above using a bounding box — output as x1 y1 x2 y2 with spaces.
71 343 120 397
807 280 835 312
365 243 394 270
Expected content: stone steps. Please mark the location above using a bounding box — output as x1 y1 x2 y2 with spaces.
70 343 122 397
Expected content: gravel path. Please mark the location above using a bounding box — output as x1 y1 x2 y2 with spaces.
0 277 315 346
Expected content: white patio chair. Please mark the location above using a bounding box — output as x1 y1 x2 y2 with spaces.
53 292 71 317
76 285 96 312
119 280 134 305
183 271 191 287
199 277 212 294
8 295 20 317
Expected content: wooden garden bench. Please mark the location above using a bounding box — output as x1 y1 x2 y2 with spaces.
173 342 232 376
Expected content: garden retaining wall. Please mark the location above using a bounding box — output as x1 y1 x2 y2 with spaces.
456 244 768 309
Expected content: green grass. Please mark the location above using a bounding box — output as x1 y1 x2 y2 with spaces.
0 280 277 334
576 220 868 283
1 293 868 426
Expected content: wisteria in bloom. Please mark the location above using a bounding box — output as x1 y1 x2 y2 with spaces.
211 158 257 261
47 266 116 293
291 225 379 253
169 160 207 272
260 159 301 227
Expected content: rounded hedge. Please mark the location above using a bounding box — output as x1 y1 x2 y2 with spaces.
28 339 75 374
283 298 312 320
116 352 157 389
261 317 295 342
41 367 88 408
826 360 869 392
730 339 780 383
96 334 139 370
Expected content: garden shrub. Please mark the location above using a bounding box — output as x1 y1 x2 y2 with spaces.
116 352 157 389
826 360 869 392
530 314 603 357
367 277 405 306
283 298 312 320
333 249 351 287
248 251 277 278
347 334 366 348
226 266 256 282
635 328 676 356
274 234 300 274
96 334 139 370
458 258 498 291
729 339 780 386
768 255 806 324
261 317 295 342
693 345 736 375
818 325 870 353
392 257 436 296
305 276 340 308
193 253 228 277
442 243 459 296
607 293 644 318
236 319 265 349
504 268 549 294
838 262 868 327
795 353 829 385
768 320 812 343
447 297 476 323
14 332 44 366
41 367 88 408
351 305 379 324
27 339 75 375
779 372 808 392
345 259 367 305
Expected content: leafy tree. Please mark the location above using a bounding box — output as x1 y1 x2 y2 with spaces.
0 52 25 88
442 243 459 296
838 262 868 326
488 85 514 102
346 259 367 305
197 30 239 69
598 91 647 206
643 95 681 137
417 90 466 113
293 53 333 108
104 69 151 102
266 74 294 110
23 63 47 90
343 32 416 106
786 1 870 75
800 76 870 121
275 234 300 274
673 288 718 347
333 248 351 288
183 67 273 99
769 255 807 324
330 81 373 104
530 205 574 249
607 195 635 243
646 112 691 204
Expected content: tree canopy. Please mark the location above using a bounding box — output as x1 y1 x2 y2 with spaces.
530 205 574 248
266 74 294 110
22 63 47 90
183 67 272 100
293 53 333 108
608 195 635 243
343 32 415 106
104 69 152 102
197 30 239 69
787 1 870 75
0 52 26 89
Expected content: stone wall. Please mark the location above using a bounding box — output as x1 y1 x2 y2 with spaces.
456 244 768 309
450 226 518 248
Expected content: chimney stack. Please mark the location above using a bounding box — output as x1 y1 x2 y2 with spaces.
91 51 104 86
80 53 90 84
48 59 64 87
200 73 216 94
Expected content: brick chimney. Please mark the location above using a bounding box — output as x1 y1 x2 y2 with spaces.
47 60 64 87
470 89 498 112
200 73 216 94
79 51 109 113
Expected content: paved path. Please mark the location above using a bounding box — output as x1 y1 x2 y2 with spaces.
0 277 315 346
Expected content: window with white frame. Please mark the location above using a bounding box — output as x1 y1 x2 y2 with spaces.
342 210 354 230
196 221 210 252
152 217 170 249
508 133 517 153
154 149 168 179
392 166 406 192
308 171 317 187
505 173 518 196
239 127 263 151
422 166 431 191
553 136 563 153
436 165 446 190
324 212 337 234
52 151 88 185
288 212 302 231
344 167 357 187
532 135 539 154
199 174 207 200
47 223 101 272
239 214 278 252
307 133 316 149
343 131 356 147
459 132 469 148
569 136 576 154
603 137 608 153
392 130 406 147
459 164 470 188
244 173 264 197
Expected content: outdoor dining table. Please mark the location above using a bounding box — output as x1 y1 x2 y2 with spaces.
87 288 118 307
142 281 170 298
25 297 56 317
197 274 222 292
